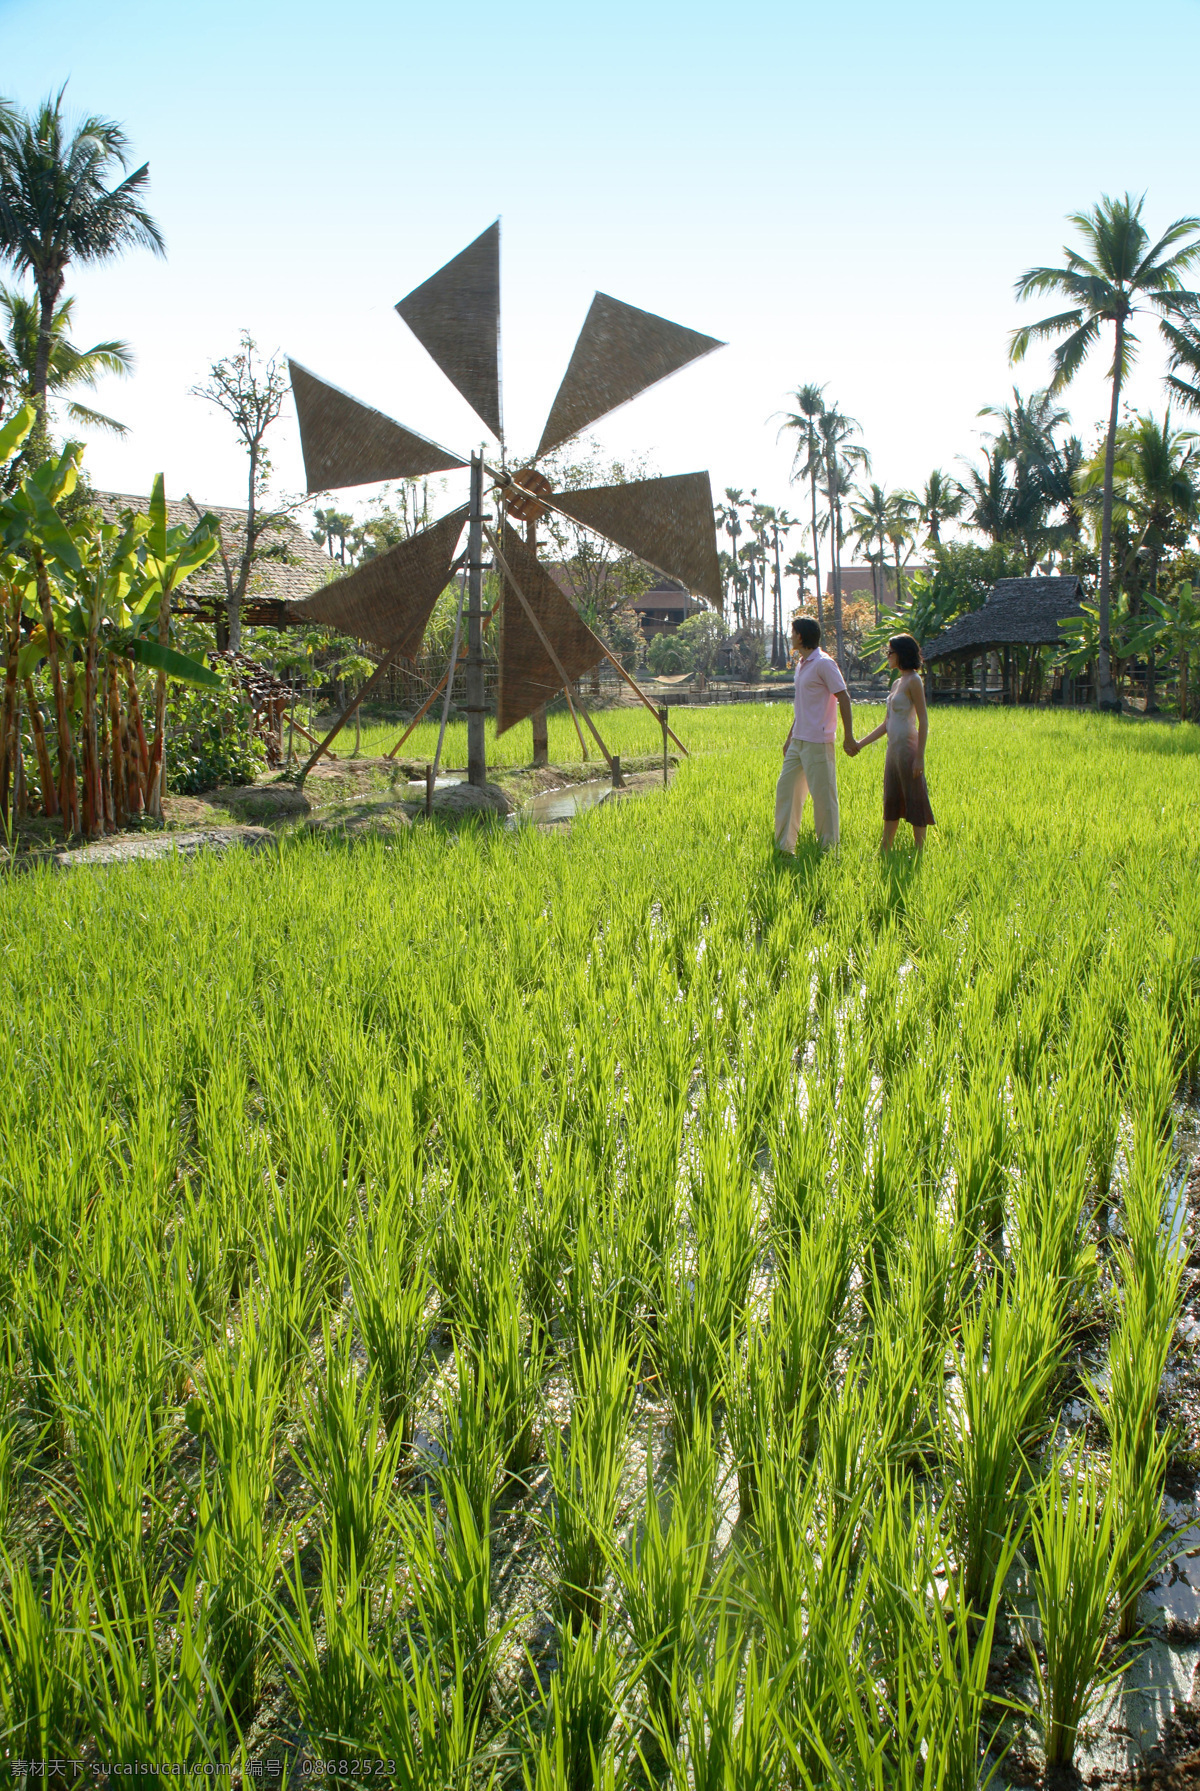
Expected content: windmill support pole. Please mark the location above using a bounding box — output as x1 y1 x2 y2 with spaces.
466 453 487 788
591 638 690 756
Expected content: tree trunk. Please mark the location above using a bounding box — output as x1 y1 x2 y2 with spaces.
825 465 845 671
33 549 77 836
809 471 823 631
1096 319 1125 712
32 272 63 416
0 585 18 822
23 680 58 817
108 659 125 831
124 664 150 805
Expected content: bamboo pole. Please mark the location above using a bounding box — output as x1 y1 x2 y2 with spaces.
384 588 504 760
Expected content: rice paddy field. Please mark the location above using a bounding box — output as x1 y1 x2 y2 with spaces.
2 704 1200 1784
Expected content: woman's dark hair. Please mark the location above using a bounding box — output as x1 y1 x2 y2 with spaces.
888 633 922 671
792 616 821 649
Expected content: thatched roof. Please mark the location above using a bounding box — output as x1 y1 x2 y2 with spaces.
93 492 333 625
923 576 1087 662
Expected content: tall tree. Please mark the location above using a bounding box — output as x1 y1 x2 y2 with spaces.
915 469 964 546
0 284 131 433
885 491 918 611
779 385 828 639
849 482 890 622
192 333 288 652
786 548 815 612
1010 192 1200 709
0 90 162 436
818 406 870 670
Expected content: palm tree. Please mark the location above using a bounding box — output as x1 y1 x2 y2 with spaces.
1010 192 1200 709
0 284 132 433
0 91 163 432
766 507 796 666
885 492 918 612
915 469 964 546
786 549 815 613
1079 410 1198 707
818 408 870 670
717 489 746 621
778 384 828 641
849 483 890 623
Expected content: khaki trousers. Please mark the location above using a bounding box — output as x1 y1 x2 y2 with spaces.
775 738 839 851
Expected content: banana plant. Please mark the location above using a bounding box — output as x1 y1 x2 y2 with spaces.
1125 580 1200 721
1 430 221 837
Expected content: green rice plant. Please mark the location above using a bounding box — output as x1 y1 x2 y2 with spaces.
1025 1448 1128 1771
611 1424 717 1742
723 1321 775 1525
659 1616 785 1791
949 1043 1009 1266
0 1552 87 1763
650 1133 758 1447
393 1475 501 1714
185 1333 283 1732
520 1615 625 1791
741 1431 866 1783
1091 1257 1182 1640
546 1326 635 1634
293 1320 404 1577
272 1527 379 1763
519 1139 575 1340
348 1222 430 1448
766 1212 852 1447
81 1561 226 1771
437 1345 503 1533
18 1252 71 1450
943 1278 1064 1616
1010 1075 1097 1313
369 1629 490 1789
474 1276 550 1481
50 1311 169 1616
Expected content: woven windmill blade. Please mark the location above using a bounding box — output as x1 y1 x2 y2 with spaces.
289 361 466 490
536 294 723 459
496 525 607 734
552 471 722 606
395 222 502 440
287 505 469 657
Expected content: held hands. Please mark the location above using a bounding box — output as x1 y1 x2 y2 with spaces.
843 735 860 758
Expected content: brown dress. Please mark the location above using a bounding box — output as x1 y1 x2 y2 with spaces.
882 677 936 826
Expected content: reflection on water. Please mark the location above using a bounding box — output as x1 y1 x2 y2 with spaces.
509 780 615 827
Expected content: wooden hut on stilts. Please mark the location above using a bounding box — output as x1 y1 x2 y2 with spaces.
922 575 1090 706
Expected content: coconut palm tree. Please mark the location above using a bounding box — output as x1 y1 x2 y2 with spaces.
0 284 131 433
766 507 796 666
885 491 918 612
849 483 890 623
818 408 870 669
915 469 964 546
1079 410 1198 707
0 91 163 433
778 384 828 641
786 549 815 613
717 489 747 621
1010 192 1200 709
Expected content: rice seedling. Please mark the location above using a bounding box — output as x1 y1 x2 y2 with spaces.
293 1320 404 1576
0 1552 87 1763
611 1424 718 1743
520 1615 626 1791
347 1218 430 1448
1025 1448 1128 1771
393 1474 501 1715
661 1615 785 1791
546 1326 635 1634
272 1528 379 1762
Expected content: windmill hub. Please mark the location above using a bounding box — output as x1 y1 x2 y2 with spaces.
504 467 553 524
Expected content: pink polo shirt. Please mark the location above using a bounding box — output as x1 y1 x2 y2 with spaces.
793 647 847 743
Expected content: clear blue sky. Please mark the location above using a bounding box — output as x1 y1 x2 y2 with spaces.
4 0 1200 543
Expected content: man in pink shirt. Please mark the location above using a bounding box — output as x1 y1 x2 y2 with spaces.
775 616 858 851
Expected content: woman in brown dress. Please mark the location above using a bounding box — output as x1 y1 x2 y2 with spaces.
852 633 935 850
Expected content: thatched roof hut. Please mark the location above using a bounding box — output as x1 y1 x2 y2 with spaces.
94 492 332 625
923 575 1087 663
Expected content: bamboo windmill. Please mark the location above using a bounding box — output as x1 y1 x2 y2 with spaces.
284 222 724 788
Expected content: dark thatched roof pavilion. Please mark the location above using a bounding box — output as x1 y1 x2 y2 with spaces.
923 575 1087 663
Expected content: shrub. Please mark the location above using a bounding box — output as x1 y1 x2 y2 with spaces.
166 685 267 794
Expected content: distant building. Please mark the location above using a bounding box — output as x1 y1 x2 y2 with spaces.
631 576 704 638
827 565 926 606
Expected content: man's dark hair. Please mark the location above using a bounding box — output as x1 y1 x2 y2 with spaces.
792 616 821 649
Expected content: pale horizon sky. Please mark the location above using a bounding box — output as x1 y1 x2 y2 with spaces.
4 0 1200 562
